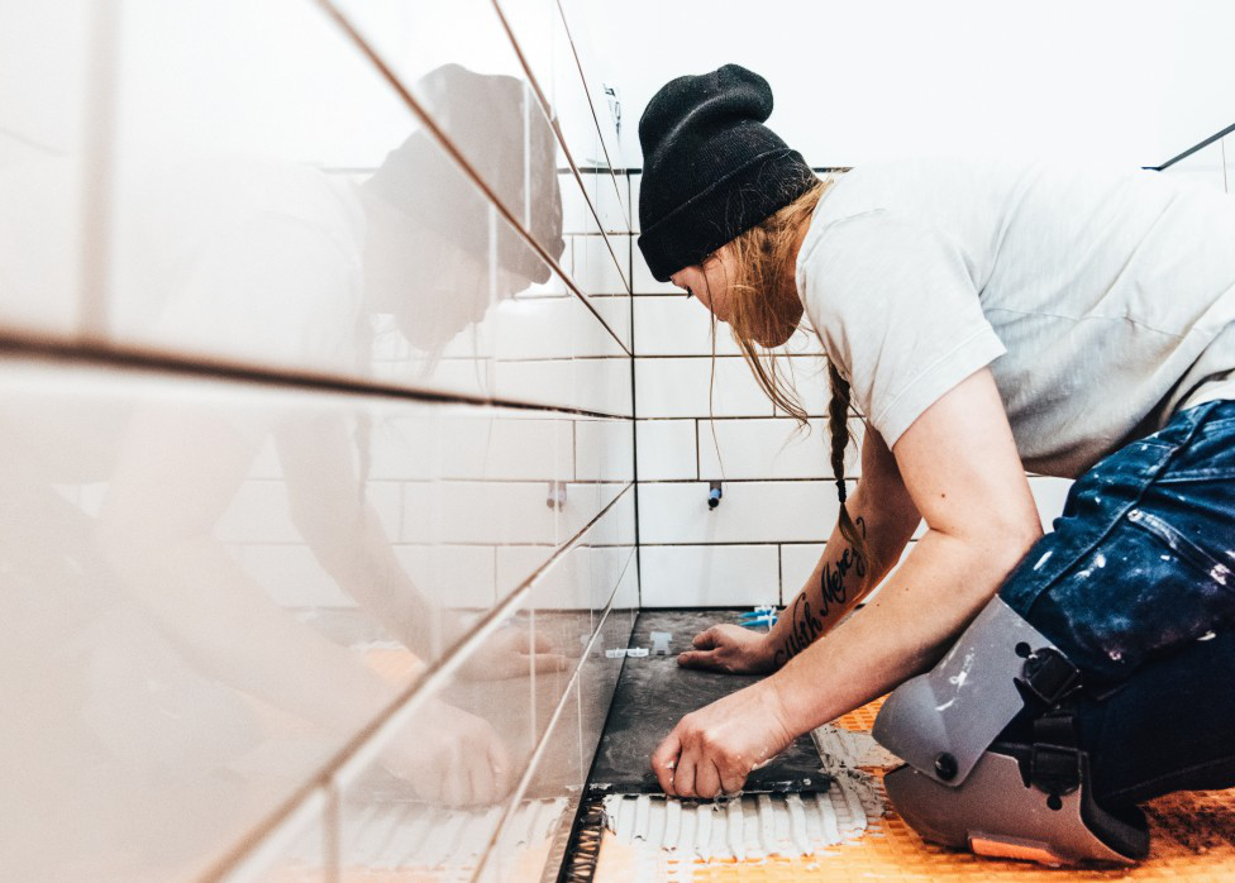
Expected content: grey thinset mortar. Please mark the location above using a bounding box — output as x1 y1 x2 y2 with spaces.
602 724 894 861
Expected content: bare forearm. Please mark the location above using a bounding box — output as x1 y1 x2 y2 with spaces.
308 508 448 660
766 482 915 667
770 528 1033 736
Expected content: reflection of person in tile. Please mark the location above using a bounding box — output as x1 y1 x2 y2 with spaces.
639 64 1235 863
0 64 564 876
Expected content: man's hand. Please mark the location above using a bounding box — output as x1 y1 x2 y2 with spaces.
460 625 569 681
650 680 795 799
383 699 515 806
677 624 777 674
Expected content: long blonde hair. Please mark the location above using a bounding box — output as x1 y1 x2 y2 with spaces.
707 177 871 568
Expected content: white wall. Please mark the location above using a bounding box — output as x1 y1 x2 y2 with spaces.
591 0 1235 170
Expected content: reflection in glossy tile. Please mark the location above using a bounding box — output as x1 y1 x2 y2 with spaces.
100 1 609 413
0 1 92 336
333 501 633 881
0 359 635 880
330 0 567 266
335 609 537 883
0 363 393 879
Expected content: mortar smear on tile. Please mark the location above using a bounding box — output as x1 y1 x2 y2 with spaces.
811 723 900 771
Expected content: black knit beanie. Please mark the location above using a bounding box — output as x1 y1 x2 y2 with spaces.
637 64 816 282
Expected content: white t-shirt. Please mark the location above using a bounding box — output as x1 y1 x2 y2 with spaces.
796 158 1235 478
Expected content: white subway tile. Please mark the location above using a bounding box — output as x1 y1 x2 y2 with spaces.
217 480 400 544
446 413 567 481
559 174 593 235
584 294 633 351
609 171 633 234
634 357 775 418
237 543 353 608
639 545 779 607
572 233 629 295
634 295 740 356
0 2 90 340
402 480 557 547
492 297 585 361
638 480 849 545
493 359 578 412
634 420 697 481
632 297 822 359
781 541 916 607
393 543 498 610
697 417 865 481
559 480 628 544
773 355 835 418
575 417 634 483
1029 475 1074 531
573 356 633 417
631 244 680 294
629 174 642 233
583 490 637 549
0 158 85 338
779 543 825 600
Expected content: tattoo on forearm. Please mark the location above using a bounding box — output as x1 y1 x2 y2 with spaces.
773 517 867 667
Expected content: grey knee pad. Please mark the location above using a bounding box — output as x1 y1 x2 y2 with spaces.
872 596 1148 865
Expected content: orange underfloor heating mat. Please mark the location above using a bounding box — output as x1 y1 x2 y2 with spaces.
589 698 1235 883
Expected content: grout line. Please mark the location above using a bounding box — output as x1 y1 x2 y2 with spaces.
631 353 826 359
313 0 632 358
635 414 860 422
694 418 702 480
777 544 785 606
202 484 633 881
1223 137 1229 195
623 170 643 609
0 331 632 421
637 476 858 484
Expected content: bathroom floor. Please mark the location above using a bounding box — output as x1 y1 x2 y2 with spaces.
581 610 1235 882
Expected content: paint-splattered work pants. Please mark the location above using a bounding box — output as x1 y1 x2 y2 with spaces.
998 398 1235 807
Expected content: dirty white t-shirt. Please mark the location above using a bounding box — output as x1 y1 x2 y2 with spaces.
796 158 1235 478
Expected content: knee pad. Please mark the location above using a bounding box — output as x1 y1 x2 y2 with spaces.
872 596 1148 866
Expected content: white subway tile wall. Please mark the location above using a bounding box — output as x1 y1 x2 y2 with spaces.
0 1 632 880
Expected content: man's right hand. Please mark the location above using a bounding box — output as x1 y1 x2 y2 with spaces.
677 624 778 675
